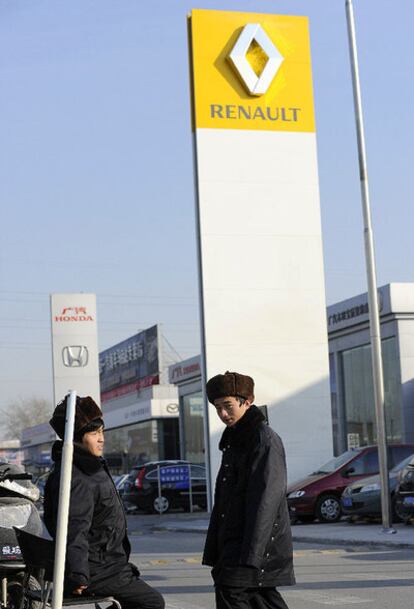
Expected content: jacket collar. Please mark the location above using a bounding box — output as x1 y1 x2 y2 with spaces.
219 404 265 450
51 440 103 475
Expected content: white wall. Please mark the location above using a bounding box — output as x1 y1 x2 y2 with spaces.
196 128 333 484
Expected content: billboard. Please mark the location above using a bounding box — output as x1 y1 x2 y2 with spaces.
169 355 201 385
50 293 100 405
188 9 333 488
100 325 161 403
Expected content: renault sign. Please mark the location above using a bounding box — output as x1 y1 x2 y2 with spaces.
188 10 333 488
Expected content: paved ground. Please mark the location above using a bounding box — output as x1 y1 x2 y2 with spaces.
66 513 414 608
127 515 414 609
136 510 414 549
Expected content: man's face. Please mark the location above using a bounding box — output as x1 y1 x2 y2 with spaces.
82 426 104 457
213 396 251 427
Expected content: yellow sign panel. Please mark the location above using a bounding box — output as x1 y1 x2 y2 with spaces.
188 9 315 132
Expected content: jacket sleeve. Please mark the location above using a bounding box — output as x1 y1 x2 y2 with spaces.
202 503 219 566
239 435 287 568
43 473 56 539
65 475 95 588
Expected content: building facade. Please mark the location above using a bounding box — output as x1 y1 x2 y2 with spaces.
21 325 180 475
170 283 414 486
100 326 180 471
169 356 204 464
102 384 180 473
21 385 180 476
0 440 23 468
21 423 56 474
328 283 414 455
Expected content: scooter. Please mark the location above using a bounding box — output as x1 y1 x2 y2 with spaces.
0 462 43 609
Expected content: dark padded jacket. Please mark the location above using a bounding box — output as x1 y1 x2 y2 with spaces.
44 441 131 592
202 406 295 588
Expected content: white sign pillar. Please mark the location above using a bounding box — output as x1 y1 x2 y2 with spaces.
188 9 333 488
50 293 100 406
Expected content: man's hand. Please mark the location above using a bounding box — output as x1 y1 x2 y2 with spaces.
72 585 88 596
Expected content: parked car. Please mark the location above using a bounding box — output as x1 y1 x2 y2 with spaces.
114 473 129 495
287 444 414 523
341 453 414 521
394 455 414 523
122 460 207 514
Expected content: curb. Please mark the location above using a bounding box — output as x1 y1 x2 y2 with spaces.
151 525 207 534
291 533 414 550
150 525 414 549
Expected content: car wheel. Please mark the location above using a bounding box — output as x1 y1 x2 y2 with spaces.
392 496 410 524
316 494 341 523
391 495 403 523
152 494 171 514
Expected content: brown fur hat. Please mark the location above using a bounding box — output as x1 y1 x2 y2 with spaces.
50 395 102 439
206 371 255 404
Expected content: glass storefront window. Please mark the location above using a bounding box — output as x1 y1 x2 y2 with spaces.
181 392 205 464
104 419 180 474
329 352 341 455
341 337 401 446
104 421 157 473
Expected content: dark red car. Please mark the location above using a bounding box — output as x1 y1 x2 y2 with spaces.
287 444 414 523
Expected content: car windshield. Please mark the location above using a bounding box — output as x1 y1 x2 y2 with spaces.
310 449 362 475
391 453 414 473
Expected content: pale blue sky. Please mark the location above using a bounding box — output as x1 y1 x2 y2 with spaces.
0 0 413 417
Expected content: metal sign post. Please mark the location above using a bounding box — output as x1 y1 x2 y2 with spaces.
188 464 193 513
345 0 393 533
52 390 77 609
157 465 162 515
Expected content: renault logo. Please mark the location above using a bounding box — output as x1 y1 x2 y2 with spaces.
228 24 283 96
62 345 89 368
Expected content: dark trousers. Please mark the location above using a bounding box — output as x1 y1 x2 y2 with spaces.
88 564 164 609
215 585 289 609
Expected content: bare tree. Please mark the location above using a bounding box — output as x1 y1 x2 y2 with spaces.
1 397 52 440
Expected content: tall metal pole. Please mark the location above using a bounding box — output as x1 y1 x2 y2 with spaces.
345 0 393 532
52 390 77 609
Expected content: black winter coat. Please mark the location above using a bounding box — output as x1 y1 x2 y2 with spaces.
203 406 295 588
44 442 131 592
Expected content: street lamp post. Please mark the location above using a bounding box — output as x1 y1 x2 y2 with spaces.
345 0 394 533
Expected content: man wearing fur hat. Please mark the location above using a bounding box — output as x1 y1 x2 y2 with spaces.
44 395 164 609
203 372 294 609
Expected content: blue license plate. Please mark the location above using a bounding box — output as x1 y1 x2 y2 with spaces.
403 496 414 505
342 497 353 507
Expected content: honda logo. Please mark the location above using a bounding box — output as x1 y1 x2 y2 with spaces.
62 345 89 368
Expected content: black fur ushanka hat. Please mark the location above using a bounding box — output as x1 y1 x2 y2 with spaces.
50 395 102 439
206 371 255 404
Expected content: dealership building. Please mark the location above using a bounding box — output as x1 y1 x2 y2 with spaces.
22 284 414 475
22 325 180 473
328 283 414 455
170 284 414 474
98 325 180 472
168 356 204 464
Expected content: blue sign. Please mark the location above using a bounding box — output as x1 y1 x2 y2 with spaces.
159 466 190 490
